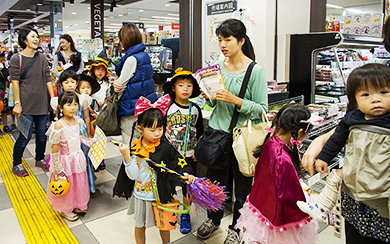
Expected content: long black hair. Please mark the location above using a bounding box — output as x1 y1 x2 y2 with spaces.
56 91 79 119
216 18 255 61
253 103 312 176
129 108 166 145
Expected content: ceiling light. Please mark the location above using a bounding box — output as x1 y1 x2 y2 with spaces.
37 0 43 6
152 16 179 20
342 10 347 16
346 8 363 13
110 16 113 18
65 26 69 28
70 0 74 5
118 14 123 16
128 11 132 15
88 7 90 9
165 4 170 7
71 12 77 14
104 18 106 20
326 4 343 9
58 19 62 22
167 13 179 17
110 23 123 26
139 10 144 12
75 24 78 26
86 21 90 23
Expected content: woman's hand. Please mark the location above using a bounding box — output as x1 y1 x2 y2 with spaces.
113 80 123 93
315 159 329 174
215 89 242 107
185 174 197 184
200 88 209 99
13 103 22 119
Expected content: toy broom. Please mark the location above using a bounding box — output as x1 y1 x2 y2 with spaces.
110 140 228 211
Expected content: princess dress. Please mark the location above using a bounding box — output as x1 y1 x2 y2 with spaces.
236 134 318 244
46 118 95 213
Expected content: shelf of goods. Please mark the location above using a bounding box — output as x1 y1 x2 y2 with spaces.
145 45 173 71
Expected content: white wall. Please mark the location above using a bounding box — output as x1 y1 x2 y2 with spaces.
201 0 312 82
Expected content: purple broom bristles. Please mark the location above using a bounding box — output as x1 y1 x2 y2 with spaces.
186 178 228 211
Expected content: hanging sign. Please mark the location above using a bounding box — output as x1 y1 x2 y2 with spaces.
91 0 104 39
171 23 180 29
207 0 237 15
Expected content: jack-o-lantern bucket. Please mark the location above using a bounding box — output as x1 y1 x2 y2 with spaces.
152 199 190 231
49 174 70 196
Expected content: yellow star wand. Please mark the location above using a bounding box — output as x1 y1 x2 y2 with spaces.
110 140 188 181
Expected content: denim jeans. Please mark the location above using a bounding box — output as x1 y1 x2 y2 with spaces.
207 152 253 230
13 114 48 166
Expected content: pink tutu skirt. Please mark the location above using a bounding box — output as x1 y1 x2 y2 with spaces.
236 202 319 244
48 151 89 213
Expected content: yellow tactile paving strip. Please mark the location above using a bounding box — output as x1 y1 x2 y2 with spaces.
0 128 78 244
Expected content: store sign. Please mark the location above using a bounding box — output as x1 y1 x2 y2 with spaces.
207 0 237 15
171 23 180 30
91 0 104 39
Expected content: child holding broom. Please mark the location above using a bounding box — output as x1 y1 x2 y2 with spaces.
117 94 196 244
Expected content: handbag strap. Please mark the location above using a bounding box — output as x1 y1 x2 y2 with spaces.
19 52 39 81
228 61 256 132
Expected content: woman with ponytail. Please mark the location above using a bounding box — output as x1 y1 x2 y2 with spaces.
235 103 321 244
196 19 268 244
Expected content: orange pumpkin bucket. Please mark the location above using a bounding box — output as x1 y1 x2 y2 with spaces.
152 199 190 231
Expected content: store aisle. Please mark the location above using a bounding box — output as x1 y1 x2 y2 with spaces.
0 119 344 244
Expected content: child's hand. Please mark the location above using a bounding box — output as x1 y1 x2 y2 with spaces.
315 159 328 174
191 152 198 162
119 143 132 164
185 174 196 184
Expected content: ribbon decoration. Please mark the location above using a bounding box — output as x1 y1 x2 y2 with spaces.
134 94 171 118
290 138 302 147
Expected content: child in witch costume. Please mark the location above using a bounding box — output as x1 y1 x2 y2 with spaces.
86 50 112 171
116 94 196 244
163 67 204 234
235 103 322 244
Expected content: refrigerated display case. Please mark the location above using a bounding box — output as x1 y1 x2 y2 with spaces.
288 32 387 104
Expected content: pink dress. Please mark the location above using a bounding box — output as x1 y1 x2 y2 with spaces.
47 118 93 212
236 134 318 244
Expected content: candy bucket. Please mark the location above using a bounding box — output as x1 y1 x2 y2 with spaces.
152 199 190 231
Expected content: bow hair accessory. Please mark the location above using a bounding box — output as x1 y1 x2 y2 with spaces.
134 94 171 118
265 126 274 133
290 138 302 147
301 114 324 133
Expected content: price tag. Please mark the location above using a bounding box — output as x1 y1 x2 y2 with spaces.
308 173 321 186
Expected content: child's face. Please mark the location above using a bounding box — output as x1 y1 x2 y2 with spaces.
61 98 78 118
93 66 106 80
138 123 164 145
172 78 193 102
61 78 77 92
355 85 390 119
0 56 5 65
79 80 92 95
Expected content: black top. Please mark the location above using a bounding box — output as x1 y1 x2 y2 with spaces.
0 67 9 90
317 109 390 164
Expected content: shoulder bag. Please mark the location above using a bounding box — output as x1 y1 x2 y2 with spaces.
94 93 122 136
232 105 270 177
194 62 256 169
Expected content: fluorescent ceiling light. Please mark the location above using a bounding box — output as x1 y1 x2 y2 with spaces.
86 21 90 23
104 18 107 20
165 4 170 7
71 12 77 14
346 8 363 13
118 14 123 16
58 19 62 22
152 16 179 20
75 24 78 26
139 10 144 12
326 4 343 9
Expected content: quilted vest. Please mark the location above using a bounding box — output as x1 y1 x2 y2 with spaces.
118 43 157 116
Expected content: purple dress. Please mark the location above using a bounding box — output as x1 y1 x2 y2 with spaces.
236 134 318 244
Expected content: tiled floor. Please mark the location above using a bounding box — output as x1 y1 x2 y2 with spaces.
0 119 345 244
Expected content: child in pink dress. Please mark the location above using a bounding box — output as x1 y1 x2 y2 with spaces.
47 91 95 221
235 103 322 244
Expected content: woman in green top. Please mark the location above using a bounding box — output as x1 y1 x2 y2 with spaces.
196 19 268 244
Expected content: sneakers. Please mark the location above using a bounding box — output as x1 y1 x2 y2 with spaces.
196 218 218 239
60 212 79 221
180 213 191 234
12 164 29 177
3 126 12 134
223 228 241 244
296 201 327 222
95 160 106 172
35 159 49 171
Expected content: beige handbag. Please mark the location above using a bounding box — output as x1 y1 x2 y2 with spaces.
232 106 270 177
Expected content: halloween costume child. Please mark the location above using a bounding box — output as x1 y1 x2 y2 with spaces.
87 50 111 108
235 103 321 244
46 91 96 221
163 68 203 234
116 94 195 244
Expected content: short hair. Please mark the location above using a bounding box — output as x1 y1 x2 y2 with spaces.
346 63 390 109
69 54 81 67
18 27 39 49
0 52 5 58
59 69 79 86
118 23 143 52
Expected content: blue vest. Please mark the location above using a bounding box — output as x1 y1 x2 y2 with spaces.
117 43 157 116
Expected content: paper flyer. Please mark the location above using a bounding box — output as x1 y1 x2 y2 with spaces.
17 115 32 139
88 126 107 169
194 64 226 100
